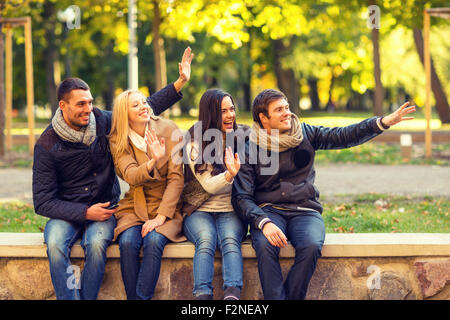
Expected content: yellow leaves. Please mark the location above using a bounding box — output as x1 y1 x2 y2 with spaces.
253 3 307 39
114 23 129 55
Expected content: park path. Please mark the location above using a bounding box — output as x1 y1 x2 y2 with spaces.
0 164 448 204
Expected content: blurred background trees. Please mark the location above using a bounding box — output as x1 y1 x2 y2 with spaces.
0 0 449 122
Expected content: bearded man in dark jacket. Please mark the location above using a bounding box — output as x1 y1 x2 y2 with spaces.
32 47 193 300
231 89 415 300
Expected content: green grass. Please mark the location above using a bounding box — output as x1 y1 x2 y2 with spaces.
0 195 448 233
315 142 449 166
322 194 450 233
0 202 48 233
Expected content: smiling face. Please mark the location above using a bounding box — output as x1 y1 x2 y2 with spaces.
127 92 151 130
220 96 236 133
59 89 94 131
259 98 291 134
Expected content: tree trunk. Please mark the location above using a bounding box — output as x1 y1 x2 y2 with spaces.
241 32 252 112
326 72 336 112
43 1 58 115
273 39 300 115
0 23 5 157
103 41 115 111
413 27 450 123
308 78 320 111
369 0 384 116
152 1 167 92
103 70 115 111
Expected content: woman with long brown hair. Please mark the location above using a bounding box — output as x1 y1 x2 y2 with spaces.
182 89 248 300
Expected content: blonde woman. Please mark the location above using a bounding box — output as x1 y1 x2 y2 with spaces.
108 49 192 300
109 88 186 300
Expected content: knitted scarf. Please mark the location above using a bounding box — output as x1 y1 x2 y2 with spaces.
249 113 303 152
52 108 96 146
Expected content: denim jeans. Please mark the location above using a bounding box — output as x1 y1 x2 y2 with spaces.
43 216 116 300
118 225 169 300
183 210 248 297
250 207 325 300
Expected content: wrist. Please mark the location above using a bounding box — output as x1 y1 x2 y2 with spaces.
380 116 390 130
258 218 272 230
156 214 166 224
225 170 235 182
147 159 156 172
174 77 187 92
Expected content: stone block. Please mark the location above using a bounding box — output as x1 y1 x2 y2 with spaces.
414 259 450 298
368 271 416 300
5 259 54 300
306 260 354 300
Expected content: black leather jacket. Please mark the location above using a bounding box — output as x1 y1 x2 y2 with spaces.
231 117 384 229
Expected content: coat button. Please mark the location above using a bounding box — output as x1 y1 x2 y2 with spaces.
84 187 89 191
93 173 97 177
281 192 285 196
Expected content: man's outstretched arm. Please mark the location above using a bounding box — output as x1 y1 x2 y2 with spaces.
307 102 416 151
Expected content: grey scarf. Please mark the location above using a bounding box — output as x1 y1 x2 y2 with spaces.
52 108 96 146
249 113 303 152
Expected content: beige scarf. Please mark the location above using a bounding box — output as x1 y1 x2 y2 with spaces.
250 113 303 152
128 124 149 153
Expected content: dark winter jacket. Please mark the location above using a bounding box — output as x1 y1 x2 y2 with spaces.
231 117 384 229
32 83 182 224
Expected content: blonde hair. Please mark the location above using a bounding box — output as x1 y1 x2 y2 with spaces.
109 89 141 159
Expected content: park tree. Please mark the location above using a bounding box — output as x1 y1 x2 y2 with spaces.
378 0 450 123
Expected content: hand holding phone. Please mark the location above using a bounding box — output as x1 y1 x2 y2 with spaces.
107 203 119 210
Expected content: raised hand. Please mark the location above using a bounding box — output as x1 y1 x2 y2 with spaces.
179 46 194 83
382 101 416 127
224 146 240 177
173 47 194 92
145 127 165 162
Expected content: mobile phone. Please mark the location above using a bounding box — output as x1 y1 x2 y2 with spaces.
107 203 119 210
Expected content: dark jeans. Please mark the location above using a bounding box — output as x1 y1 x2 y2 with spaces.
183 210 247 297
44 216 116 300
118 225 169 300
250 207 325 300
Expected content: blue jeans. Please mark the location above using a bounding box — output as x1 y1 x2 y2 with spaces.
118 225 169 300
250 207 325 300
44 216 116 300
183 210 248 297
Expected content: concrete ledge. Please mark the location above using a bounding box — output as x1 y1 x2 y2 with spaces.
1 232 449 258
1 233 449 300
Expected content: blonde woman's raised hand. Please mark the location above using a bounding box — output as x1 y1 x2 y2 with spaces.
146 127 165 162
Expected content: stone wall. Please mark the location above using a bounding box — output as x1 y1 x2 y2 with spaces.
1 256 449 300
0 233 449 300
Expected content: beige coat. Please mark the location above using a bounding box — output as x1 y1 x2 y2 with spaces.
110 116 185 242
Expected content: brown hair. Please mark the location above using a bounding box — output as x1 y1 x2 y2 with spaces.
57 77 90 102
252 89 287 127
188 88 238 176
